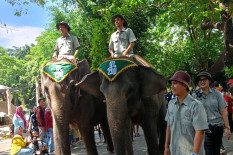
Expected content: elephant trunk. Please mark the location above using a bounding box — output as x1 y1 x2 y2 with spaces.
51 95 71 155
106 96 133 155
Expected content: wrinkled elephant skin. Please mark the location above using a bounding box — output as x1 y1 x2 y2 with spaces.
77 60 167 155
41 58 113 155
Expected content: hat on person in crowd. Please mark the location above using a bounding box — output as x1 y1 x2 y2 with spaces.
195 72 213 82
228 79 233 85
169 71 191 90
111 14 128 27
56 21 71 32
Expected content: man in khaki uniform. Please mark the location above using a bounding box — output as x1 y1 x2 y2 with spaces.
165 71 208 155
109 14 137 58
53 21 80 63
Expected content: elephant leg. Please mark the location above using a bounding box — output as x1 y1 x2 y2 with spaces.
141 113 160 155
78 123 98 155
124 118 133 155
100 120 114 153
157 100 167 153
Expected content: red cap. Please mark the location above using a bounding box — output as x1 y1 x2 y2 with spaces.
228 79 233 85
169 71 191 89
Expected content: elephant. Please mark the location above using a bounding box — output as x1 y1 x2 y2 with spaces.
41 58 113 155
77 57 167 155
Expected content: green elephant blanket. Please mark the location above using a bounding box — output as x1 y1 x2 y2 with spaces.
98 58 138 81
42 62 78 83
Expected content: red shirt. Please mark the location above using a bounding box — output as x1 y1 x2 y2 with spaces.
36 106 45 127
45 110 53 131
224 95 232 113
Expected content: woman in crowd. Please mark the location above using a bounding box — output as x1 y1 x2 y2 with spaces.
45 106 54 153
28 106 39 134
11 126 34 155
192 72 231 155
13 107 27 137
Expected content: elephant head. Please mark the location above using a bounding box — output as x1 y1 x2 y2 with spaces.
77 57 166 154
41 58 90 155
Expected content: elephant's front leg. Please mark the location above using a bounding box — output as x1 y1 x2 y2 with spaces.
107 105 133 155
141 112 160 155
78 123 98 155
100 118 114 153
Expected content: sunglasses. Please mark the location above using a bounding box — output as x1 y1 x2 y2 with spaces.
199 78 208 82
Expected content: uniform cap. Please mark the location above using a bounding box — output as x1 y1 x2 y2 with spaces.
111 14 128 27
56 21 71 32
196 72 213 82
169 71 191 89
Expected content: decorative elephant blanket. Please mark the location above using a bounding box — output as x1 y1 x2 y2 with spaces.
98 58 138 81
42 62 78 83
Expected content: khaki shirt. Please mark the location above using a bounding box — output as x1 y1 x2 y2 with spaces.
192 88 227 126
54 34 80 57
109 27 136 57
165 94 208 155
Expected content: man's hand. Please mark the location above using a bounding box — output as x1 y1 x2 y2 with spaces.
109 49 114 58
71 56 77 63
225 128 231 140
164 147 171 155
121 51 127 57
52 52 58 59
25 131 30 137
110 52 114 58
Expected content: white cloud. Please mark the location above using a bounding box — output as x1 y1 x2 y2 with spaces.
0 25 44 48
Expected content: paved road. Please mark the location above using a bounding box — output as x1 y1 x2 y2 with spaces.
1 127 233 155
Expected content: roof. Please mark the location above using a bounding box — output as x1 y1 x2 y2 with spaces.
0 84 20 93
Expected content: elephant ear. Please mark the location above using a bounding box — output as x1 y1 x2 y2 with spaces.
139 66 166 97
77 59 91 81
76 71 105 100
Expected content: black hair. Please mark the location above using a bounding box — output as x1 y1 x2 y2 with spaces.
214 82 219 87
221 88 228 92
38 98 44 103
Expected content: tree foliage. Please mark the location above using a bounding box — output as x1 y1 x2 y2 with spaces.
2 0 233 107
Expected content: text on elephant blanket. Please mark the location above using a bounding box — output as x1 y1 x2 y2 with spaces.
42 62 78 83
98 58 138 81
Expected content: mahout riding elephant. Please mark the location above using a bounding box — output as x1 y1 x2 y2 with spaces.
41 58 113 155
77 57 167 155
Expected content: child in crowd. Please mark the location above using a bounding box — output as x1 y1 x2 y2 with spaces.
30 130 49 154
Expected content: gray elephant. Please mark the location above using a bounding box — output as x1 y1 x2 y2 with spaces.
41 58 113 155
77 57 167 155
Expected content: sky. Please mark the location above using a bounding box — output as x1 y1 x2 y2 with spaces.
0 1 50 49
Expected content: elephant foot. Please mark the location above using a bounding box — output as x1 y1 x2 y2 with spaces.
107 150 114 154
107 146 114 154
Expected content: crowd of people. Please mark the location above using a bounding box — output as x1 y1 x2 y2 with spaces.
10 98 84 155
11 99 54 155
